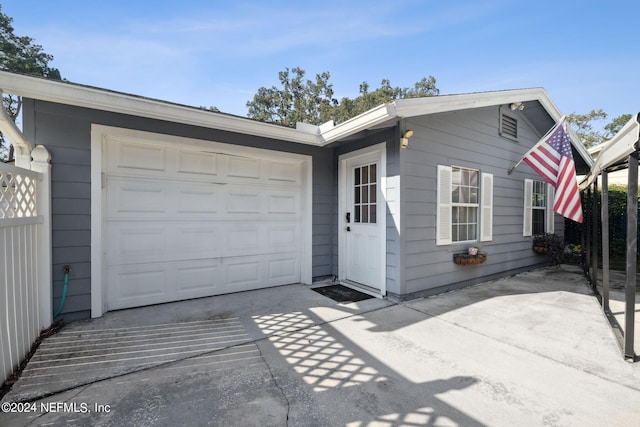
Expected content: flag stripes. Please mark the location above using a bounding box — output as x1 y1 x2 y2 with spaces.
522 145 560 185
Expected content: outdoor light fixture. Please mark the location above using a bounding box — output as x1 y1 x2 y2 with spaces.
510 102 525 111
400 129 414 148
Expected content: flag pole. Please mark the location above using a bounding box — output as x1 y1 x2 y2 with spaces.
507 115 566 175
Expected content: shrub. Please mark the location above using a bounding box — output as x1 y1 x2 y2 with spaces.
532 233 565 266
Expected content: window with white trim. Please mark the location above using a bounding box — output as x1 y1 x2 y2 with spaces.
452 166 479 242
531 180 546 235
523 179 554 236
437 165 493 245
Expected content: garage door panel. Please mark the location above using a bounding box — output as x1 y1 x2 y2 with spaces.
108 226 167 265
104 136 305 311
268 224 299 250
267 161 300 182
175 186 219 215
110 266 166 303
176 260 222 293
108 222 224 265
227 156 260 179
108 222 298 266
175 226 220 258
226 259 261 289
108 140 167 173
227 225 261 252
108 178 167 215
268 257 299 282
268 191 298 214
226 190 261 214
177 150 218 177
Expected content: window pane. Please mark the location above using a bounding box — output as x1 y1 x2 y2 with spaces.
370 164 376 183
470 187 478 204
452 206 459 223
370 205 376 223
370 184 377 203
355 206 361 223
355 187 360 204
452 168 461 185
532 209 545 235
362 166 368 184
362 186 368 203
452 225 459 242
470 170 478 187
461 186 469 203
458 226 467 242
469 207 478 224
355 168 361 185
452 185 460 203
362 206 369 223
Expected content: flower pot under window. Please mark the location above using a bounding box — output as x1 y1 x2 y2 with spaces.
532 246 550 255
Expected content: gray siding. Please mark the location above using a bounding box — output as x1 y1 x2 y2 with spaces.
396 106 560 298
23 99 337 321
22 96 567 319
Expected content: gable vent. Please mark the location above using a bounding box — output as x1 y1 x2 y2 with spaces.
500 114 518 139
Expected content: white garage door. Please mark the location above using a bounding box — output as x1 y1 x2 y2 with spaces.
102 130 309 310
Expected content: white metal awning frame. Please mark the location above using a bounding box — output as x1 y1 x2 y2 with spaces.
579 113 640 361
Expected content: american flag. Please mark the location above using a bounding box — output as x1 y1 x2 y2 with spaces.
522 118 583 223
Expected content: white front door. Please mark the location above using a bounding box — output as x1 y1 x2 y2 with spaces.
339 144 386 295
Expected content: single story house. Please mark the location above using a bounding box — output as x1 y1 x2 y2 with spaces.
0 71 593 321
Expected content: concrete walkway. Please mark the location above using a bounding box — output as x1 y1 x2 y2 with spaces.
2 265 639 426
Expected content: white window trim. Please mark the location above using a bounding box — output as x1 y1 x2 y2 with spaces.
437 165 493 245
523 179 554 237
546 184 555 234
436 165 453 245
480 173 493 242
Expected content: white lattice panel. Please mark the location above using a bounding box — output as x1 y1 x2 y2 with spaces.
0 171 38 218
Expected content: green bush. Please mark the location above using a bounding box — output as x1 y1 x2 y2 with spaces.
565 184 640 258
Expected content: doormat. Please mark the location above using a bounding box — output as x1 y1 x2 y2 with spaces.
312 284 374 304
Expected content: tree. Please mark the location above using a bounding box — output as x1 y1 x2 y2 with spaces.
0 4 61 162
332 76 439 124
604 113 633 138
246 67 439 127
246 67 338 128
567 110 634 148
566 109 608 149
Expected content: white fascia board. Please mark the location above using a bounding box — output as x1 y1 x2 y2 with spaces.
319 103 398 144
580 113 640 190
0 71 319 146
393 88 550 117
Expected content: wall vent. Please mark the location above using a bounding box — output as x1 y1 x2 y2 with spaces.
500 114 518 140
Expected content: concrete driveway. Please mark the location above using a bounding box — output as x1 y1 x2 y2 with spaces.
2 265 640 426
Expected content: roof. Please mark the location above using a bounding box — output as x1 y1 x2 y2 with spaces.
580 113 640 189
0 70 592 168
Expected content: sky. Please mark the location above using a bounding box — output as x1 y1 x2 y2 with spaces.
2 0 638 130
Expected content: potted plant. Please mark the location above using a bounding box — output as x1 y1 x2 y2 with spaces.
532 234 551 254
453 246 487 265
532 233 565 266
